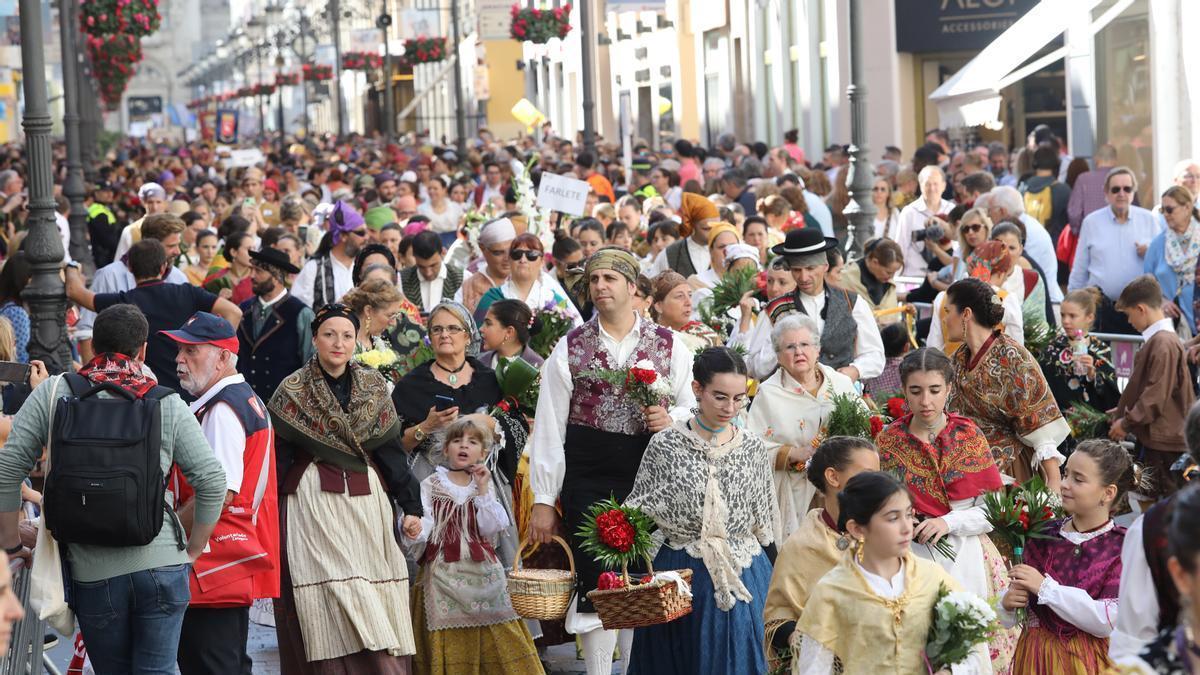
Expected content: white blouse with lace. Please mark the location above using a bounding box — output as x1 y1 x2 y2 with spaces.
625 421 778 611
405 466 510 547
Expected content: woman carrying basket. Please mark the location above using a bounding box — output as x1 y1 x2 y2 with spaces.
624 347 778 674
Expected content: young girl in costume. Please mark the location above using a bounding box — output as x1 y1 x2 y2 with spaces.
875 347 1017 672
794 471 990 674
1003 439 1131 674
762 436 880 672
405 416 543 675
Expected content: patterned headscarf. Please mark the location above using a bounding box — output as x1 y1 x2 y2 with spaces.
678 193 719 238
964 240 1013 284
329 200 366 245
428 300 481 357
566 247 641 308
311 302 360 334
707 222 741 247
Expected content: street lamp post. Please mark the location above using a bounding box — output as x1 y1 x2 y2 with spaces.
842 0 876 259
330 0 347 137
295 12 313 139
58 0 93 270
578 2 596 156
247 17 267 139
377 3 394 143
449 0 466 156
17 0 69 372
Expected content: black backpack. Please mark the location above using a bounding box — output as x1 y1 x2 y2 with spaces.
43 374 178 547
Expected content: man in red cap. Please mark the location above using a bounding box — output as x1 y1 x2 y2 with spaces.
162 311 279 675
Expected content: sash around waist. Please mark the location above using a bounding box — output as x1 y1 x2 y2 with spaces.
562 424 652 508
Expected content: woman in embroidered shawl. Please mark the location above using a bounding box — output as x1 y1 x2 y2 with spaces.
269 303 423 674
404 416 543 675
625 347 777 674
745 312 864 541
794 472 990 674
1001 440 1131 674
944 278 1070 489
763 437 880 673
875 347 1017 672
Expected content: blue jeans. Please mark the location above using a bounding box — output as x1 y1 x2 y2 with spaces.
72 563 191 675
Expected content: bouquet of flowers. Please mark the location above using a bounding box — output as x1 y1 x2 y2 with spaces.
577 497 656 574
1024 320 1055 356
824 392 888 442
583 360 672 409
981 476 1061 622
579 497 693 629
924 583 999 672
528 299 575 358
1064 401 1108 440
696 265 759 335
354 336 403 382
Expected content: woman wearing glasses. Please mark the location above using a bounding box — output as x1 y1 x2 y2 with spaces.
392 300 531 561
745 313 866 541
472 232 583 327
1144 185 1200 336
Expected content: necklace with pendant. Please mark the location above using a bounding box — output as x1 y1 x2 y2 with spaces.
435 359 468 385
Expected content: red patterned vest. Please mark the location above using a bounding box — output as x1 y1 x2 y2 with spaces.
170 379 279 607
565 318 675 435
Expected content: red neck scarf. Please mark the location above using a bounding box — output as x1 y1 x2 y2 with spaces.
76 352 157 398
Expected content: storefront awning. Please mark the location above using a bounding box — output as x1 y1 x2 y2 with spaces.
929 0 1129 128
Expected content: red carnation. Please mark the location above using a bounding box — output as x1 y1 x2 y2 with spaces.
629 368 656 386
869 415 884 438
886 397 906 419
597 571 624 590
1018 512 1030 529
531 7 540 17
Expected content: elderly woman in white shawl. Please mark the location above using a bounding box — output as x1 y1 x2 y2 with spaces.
745 313 864 541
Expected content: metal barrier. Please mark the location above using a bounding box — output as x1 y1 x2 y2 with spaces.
0 558 48 675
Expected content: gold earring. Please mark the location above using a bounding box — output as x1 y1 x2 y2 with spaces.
856 538 865 565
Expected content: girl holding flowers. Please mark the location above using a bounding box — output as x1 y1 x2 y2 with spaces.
874 347 1017 671
624 347 778 674
794 471 990 674
1001 439 1132 673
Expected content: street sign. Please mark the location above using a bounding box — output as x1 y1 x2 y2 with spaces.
537 172 590 217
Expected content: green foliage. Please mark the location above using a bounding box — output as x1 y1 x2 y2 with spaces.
1024 319 1054 356
824 392 872 440
698 266 759 333
1064 401 1108 440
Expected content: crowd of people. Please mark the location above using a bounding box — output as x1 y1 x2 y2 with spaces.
0 121 1194 675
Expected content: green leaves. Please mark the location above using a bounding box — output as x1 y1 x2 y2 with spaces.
824 392 872 440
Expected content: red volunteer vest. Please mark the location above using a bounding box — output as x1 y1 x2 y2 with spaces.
171 379 279 607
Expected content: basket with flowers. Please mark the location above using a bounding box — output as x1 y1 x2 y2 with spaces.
578 497 693 629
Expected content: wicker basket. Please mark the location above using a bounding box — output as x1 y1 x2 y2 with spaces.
507 536 576 620
586 559 693 630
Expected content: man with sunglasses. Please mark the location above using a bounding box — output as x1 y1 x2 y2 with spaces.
399 230 463 315
292 201 368 308
1069 167 1163 334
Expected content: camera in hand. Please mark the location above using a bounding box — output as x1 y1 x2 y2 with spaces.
912 220 946 243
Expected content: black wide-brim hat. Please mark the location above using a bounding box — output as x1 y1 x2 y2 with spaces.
770 227 839 258
249 247 301 275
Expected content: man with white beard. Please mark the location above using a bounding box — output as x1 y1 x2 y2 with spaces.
162 312 279 675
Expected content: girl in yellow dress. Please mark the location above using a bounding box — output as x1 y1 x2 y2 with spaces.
794 471 990 674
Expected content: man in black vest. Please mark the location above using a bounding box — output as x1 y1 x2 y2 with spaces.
237 247 314 402
743 228 884 383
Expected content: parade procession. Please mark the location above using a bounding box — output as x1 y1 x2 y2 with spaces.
1 0 1200 673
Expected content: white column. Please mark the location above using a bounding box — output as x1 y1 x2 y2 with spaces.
1149 0 1180 197
1064 1 1097 159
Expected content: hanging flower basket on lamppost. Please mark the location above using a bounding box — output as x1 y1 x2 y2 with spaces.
85 32 144 110
509 3 572 44
80 0 162 38
302 64 333 82
274 72 299 87
402 36 447 65
342 51 383 71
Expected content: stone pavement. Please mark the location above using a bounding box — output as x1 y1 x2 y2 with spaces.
44 622 604 674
